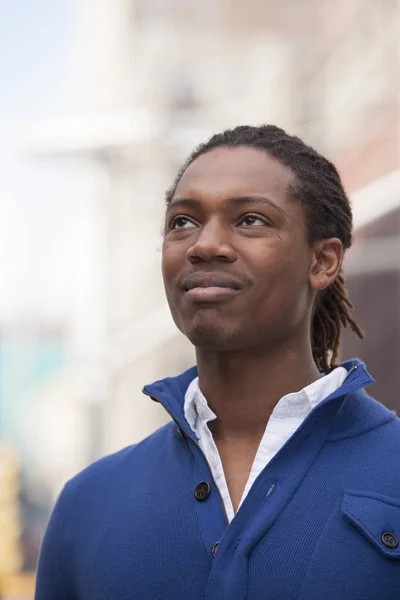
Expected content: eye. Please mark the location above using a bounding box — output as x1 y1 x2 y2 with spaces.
239 214 268 227
170 216 197 230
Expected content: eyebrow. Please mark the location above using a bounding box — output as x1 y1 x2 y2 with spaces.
167 195 286 215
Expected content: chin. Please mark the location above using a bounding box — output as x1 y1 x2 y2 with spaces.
182 316 244 351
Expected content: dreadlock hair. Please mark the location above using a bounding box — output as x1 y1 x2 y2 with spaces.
165 124 364 373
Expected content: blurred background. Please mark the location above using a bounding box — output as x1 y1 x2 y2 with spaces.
0 0 399 597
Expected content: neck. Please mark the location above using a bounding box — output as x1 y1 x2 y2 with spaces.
195 339 320 442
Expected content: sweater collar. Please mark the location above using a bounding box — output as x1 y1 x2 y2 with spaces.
184 366 349 438
142 358 374 438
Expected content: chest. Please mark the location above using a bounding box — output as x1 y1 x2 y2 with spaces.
215 439 260 513
70 483 400 600
199 409 306 518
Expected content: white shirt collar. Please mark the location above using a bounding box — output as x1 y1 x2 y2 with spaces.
184 366 348 522
184 366 348 434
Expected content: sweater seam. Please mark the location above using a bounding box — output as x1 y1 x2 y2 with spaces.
344 491 400 509
296 507 334 598
327 415 396 442
257 421 334 596
249 420 323 558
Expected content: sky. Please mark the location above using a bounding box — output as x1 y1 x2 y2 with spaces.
0 0 77 323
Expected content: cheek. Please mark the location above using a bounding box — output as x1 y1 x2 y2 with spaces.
251 241 310 303
161 243 185 288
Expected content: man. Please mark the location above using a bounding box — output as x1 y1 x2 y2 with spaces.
35 125 400 600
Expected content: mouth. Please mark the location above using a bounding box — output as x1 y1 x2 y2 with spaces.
182 274 243 303
185 286 241 301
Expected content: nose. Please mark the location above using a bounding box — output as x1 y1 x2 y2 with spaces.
186 220 236 264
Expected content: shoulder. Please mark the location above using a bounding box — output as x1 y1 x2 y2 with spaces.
328 388 399 442
59 421 177 505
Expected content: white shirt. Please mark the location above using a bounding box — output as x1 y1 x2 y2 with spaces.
184 366 347 522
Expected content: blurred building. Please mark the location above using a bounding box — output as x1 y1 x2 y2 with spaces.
315 0 400 406
0 444 22 575
21 0 399 514
0 323 67 577
26 0 306 486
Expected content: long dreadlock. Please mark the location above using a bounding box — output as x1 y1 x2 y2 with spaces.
165 124 364 373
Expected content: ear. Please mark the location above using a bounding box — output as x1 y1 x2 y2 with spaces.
309 238 343 291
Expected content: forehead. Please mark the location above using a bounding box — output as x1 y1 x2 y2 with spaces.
174 146 296 207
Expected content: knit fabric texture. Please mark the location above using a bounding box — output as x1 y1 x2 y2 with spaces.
35 359 400 600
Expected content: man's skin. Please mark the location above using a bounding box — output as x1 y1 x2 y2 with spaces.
162 146 343 513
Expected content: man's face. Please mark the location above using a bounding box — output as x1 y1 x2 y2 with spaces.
162 146 315 352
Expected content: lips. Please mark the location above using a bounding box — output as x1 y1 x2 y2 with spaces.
182 273 243 292
181 273 243 302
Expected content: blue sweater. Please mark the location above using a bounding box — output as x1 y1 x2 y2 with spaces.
35 359 400 600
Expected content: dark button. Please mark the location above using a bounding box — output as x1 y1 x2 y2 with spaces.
194 481 211 501
211 542 220 557
381 532 399 549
